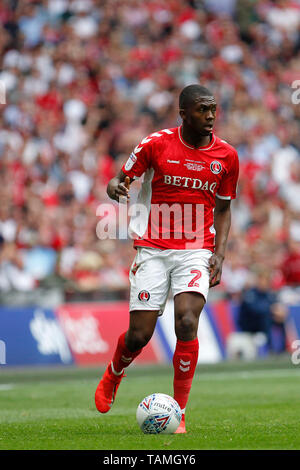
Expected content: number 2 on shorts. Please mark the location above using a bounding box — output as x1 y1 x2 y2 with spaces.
188 269 202 287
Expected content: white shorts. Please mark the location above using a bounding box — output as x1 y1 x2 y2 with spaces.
129 247 212 315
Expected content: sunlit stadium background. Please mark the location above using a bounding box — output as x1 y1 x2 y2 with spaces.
0 0 300 451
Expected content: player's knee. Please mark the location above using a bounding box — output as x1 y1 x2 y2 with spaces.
126 329 152 351
175 310 198 341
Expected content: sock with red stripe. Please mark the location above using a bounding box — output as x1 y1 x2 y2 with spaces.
111 331 143 374
173 338 199 412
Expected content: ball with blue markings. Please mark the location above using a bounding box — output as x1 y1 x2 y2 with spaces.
136 393 182 434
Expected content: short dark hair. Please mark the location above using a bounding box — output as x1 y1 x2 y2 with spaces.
179 84 214 109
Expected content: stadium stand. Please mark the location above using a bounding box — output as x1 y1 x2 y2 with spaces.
0 0 299 314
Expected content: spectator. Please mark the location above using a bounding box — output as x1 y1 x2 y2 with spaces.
281 240 300 287
238 268 287 352
0 0 298 309
0 240 36 291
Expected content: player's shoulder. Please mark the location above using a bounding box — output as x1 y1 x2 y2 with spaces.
152 127 177 137
214 134 239 159
134 127 177 155
140 127 178 147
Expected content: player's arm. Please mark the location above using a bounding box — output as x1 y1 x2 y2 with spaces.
107 170 133 203
209 197 231 287
107 134 152 202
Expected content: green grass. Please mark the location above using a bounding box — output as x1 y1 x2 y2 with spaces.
0 357 299 450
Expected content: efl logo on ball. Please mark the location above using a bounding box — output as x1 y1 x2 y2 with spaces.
138 290 150 301
210 161 222 174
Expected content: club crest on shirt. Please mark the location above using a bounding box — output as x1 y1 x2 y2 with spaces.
138 290 150 301
210 161 222 175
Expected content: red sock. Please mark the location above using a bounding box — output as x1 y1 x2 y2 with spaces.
111 331 143 374
173 338 199 411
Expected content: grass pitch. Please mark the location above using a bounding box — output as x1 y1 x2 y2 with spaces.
0 357 299 450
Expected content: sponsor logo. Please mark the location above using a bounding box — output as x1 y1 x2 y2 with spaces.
155 403 172 412
167 160 180 164
138 290 150 301
210 161 222 174
29 309 72 364
164 174 217 193
58 312 109 355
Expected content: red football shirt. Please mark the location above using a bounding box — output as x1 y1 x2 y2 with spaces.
122 126 239 251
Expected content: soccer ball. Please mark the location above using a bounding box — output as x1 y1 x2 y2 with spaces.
136 393 182 434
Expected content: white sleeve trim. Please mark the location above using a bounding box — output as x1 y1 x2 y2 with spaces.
216 193 231 200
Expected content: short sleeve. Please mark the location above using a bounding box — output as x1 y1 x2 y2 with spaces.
216 149 239 200
121 137 152 179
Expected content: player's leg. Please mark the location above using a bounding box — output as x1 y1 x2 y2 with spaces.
170 249 211 433
173 292 205 433
95 247 170 414
95 310 159 414
110 309 159 376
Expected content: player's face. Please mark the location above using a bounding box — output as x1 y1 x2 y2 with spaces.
181 96 217 136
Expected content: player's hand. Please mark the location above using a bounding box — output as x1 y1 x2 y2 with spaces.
108 176 131 202
209 253 224 288
118 176 131 203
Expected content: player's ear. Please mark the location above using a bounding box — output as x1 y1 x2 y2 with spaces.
179 108 186 121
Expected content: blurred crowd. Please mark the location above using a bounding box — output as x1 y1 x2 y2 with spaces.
0 0 300 307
